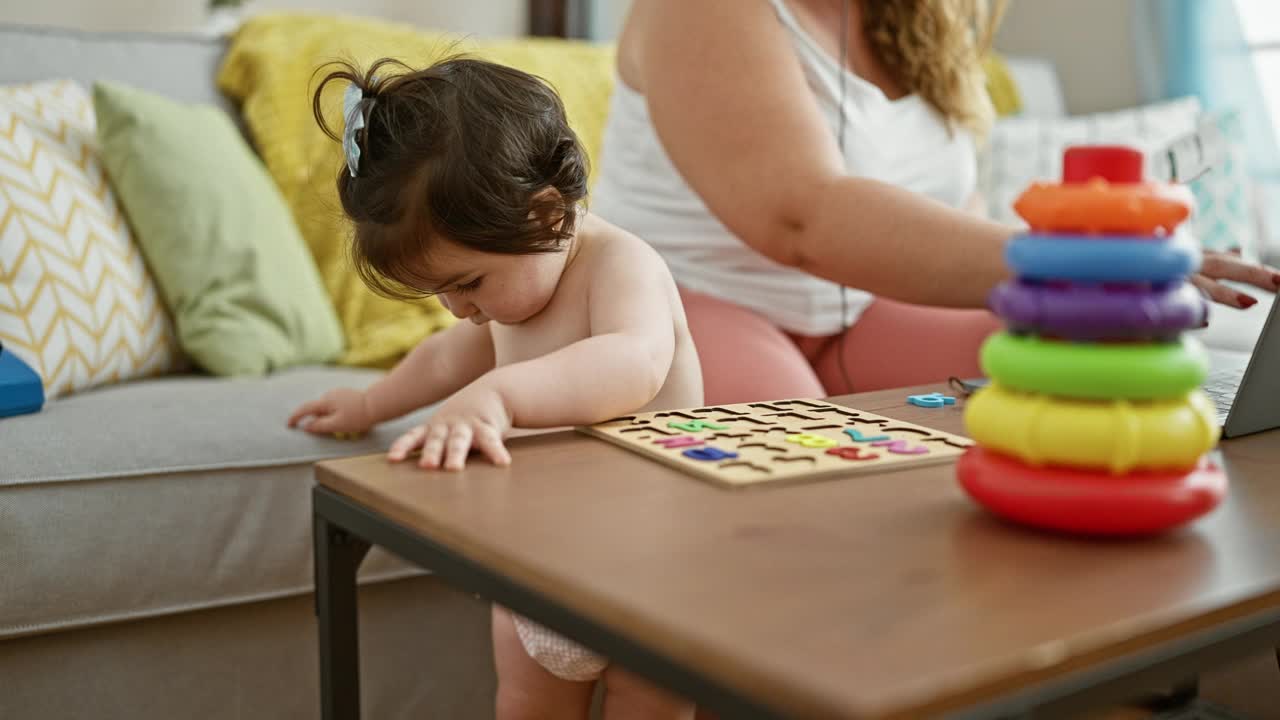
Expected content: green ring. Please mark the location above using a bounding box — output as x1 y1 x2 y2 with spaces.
980 332 1208 400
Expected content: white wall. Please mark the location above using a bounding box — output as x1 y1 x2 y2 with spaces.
1 0 1146 112
994 0 1143 113
0 0 203 33
584 0 1145 114
0 0 526 37
589 0 630 42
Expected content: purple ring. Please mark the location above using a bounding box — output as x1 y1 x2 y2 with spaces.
989 281 1209 340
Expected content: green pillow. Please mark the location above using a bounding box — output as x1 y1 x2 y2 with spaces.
94 81 344 375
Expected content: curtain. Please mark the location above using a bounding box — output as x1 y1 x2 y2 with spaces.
1134 0 1280 252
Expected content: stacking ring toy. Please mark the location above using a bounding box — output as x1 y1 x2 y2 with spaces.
981 332 1208 400
1063 145 1145 184
957 447 1227 536
989 280 1208 340
1014 180 1194 235
964 383 1218 473
1006 233 1201 284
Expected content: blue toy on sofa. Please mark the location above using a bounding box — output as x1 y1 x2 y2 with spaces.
0 342 44 418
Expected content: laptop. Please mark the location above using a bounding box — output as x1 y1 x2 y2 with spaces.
1151 124 1280 436
1205 290 1280 438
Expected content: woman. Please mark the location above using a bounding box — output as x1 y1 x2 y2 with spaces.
591 0 1279 404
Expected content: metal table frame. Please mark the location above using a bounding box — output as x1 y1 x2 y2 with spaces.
313 484 1280 719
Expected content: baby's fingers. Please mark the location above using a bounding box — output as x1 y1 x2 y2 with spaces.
388 426 427 462
304 415 343 435
441 425 475 471
417 425 450 469
474 424 511 467
287 400 327 428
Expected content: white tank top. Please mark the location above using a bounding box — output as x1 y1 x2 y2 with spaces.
590 0 978 336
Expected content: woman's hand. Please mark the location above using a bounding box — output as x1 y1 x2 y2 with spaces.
288 388 375 436
1191 250 1280 309
388 382 513 471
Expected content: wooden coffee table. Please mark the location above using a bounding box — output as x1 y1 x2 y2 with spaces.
312 384 1280 719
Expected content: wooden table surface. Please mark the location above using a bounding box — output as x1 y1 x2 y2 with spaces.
316 384 1280 719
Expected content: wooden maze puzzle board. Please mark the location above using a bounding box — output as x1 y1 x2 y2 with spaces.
578 399 974 489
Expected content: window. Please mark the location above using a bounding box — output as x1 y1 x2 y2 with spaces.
1237 0 1280 142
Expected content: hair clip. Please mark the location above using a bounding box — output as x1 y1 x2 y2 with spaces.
342 82 368 177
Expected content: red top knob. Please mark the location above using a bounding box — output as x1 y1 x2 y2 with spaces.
1062 145 1144 184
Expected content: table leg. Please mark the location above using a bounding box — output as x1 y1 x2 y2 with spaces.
1136 676 1198 712
315 508 370 720
308 487 783 719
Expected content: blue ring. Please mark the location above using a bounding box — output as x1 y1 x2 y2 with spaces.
1006 233 1202 283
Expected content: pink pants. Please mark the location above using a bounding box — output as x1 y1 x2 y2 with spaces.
679 287 1001 405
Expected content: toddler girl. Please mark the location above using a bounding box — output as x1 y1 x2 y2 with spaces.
288 57 703 720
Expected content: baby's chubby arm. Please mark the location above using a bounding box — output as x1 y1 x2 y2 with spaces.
288 318 495 434
366 319 495 423
387 240 679 471
489 245 676 428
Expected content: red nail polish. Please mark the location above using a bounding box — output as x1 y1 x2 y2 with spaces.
1272 273 1280 287
1239 294 1258 308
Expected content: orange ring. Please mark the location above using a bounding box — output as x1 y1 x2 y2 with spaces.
1014 179 1193 235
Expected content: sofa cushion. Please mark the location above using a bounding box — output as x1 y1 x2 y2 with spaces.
0 367 434 639
0 79 183 399
94 81 345 376
0 24 230 113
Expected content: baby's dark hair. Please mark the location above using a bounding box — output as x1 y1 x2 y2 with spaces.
312 56 589 300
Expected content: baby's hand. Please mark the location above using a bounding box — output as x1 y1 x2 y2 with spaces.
288 388 374 435
389 383 512 471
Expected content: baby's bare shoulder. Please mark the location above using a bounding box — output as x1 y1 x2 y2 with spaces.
578 214 671 278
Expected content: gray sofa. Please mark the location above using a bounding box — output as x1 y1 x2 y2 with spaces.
0 24 494 720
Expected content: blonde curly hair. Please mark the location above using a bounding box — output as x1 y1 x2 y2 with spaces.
862 0 1008 136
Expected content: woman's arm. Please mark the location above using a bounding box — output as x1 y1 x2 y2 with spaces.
635 0 1012 308
966 190 990 218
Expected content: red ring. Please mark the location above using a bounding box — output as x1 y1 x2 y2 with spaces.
957 447 1226 536
1063 146 1144 184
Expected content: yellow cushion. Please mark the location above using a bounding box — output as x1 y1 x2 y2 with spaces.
0 80 183 398
984 54 1023 117
218 14 616 368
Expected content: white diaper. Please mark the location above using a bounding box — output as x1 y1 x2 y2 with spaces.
512 614 609 682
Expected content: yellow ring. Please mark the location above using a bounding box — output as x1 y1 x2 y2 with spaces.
964 383 1218 474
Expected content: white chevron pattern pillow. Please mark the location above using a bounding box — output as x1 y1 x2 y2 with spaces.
0 80 180 399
